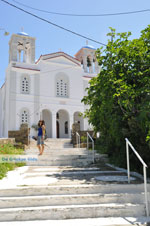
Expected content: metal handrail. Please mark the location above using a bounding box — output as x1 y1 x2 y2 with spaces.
125 138 149 217
76 132 80 148
87 132 95 163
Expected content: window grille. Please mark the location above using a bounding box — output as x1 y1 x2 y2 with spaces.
21 110 28 123
21 76 29 94
56 77 68 97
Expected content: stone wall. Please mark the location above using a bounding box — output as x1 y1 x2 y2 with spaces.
0 138 15 145
71 123 94 146
8 123 29 145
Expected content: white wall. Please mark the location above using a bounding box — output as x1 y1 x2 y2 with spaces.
74 111 84 130
42 109 52 138
1 84 6 137
3 68 10 137
3 53 92 138
38 59 84 101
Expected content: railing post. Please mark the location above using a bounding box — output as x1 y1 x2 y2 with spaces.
92 140 95 163
126 138 130 184
143 165 149 217
125 138 149 217
79 135 80 148
87 133 89 150
87 132 95 163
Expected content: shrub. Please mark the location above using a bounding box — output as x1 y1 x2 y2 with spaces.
0 143 25 180
81 136 87 143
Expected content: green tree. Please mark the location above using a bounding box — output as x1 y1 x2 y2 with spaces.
82 26 150 173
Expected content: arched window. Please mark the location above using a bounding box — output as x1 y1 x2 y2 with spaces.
21 109 29 124
17 41 24 62
21 75 29 94
87 56 91 73
56 73 69 98
65 121 68 134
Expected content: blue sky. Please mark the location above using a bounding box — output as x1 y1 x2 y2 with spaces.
0 0 150 87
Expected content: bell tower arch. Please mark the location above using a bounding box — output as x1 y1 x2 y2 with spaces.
75 41 100 74
9 31 35 64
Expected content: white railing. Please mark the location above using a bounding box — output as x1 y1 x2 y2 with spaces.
76 132 80 148
125 138 149 217
87 132 95 163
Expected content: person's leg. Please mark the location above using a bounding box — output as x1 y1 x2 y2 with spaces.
41 144 44 154
37 145 42 154
37 137 42 155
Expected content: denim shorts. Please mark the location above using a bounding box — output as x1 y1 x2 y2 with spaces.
37 136 44 145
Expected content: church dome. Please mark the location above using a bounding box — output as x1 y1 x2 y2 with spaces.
17 31 29 36
82 45 96 50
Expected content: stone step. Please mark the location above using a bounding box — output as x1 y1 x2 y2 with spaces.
25 153 98 160
30 139 73 149
27 155 95 160
25 149 107 160
31 138 72 143
26 167 101 172
26 159 93 166
25 151 107 162
46 138 72 142
19 167 125 178
0 193 146 209
29 145 74 149
25 148 108 162
28 158 108 166
0 217 149 226
23 170 127 176
26 147 90 151
27 147 89 151
29 146 75 149
0 184 148 197
0 203 145 221
25 150 96 155
2 171 137 187
44 139 71 144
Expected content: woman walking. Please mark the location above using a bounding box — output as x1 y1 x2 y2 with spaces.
37 120 46 155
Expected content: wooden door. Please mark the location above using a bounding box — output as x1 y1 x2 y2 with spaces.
56 121 59 138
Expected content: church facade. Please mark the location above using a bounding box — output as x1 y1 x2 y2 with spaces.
0 32 100 138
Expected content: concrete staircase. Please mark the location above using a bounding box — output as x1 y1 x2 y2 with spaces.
0 138 150 225
0 182 149 221
26 138 107 166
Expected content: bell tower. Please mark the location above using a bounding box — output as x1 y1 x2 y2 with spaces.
9 31 35 64
75 41 100 74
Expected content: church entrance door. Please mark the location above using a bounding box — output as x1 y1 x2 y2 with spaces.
56 109 69 138
56 121 59 138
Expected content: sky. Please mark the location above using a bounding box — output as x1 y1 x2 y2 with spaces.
0 0 150 87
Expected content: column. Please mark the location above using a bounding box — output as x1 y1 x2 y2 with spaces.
69 113 74 139
83 55 87 73
18 50 21 62
52 111 56 138
89 57 93 73
10 44 18 62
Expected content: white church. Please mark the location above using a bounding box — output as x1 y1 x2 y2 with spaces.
0 32 100 139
